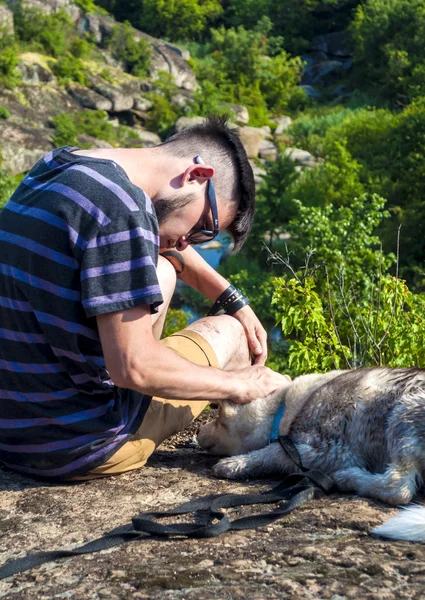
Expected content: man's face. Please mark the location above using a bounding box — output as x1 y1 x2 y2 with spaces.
156 189 236 252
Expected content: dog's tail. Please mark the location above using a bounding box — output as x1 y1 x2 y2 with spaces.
372 504 425 542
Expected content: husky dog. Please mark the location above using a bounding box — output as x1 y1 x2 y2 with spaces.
197 367 425 542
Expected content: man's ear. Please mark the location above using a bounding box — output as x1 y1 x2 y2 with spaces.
180 163 214 187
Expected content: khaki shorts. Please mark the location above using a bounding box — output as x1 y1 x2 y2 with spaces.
71 330 219 480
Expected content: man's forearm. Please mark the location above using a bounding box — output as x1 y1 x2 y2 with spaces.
123 338 242 401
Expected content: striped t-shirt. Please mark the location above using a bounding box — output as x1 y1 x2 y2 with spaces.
0 147 163 479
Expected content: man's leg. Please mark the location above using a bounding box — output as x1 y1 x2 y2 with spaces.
73 257 251 479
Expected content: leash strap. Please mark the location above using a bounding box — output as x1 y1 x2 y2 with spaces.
0 437 336 580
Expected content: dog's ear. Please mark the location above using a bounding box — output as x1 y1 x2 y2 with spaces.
217 399 238 418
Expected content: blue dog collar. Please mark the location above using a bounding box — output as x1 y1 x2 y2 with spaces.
270 403 285 443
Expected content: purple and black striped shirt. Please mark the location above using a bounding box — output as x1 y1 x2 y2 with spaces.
0 147 163 479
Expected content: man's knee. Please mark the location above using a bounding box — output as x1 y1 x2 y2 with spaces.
183 315 250 370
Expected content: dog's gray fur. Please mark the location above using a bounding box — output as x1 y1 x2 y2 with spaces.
197 367 425 541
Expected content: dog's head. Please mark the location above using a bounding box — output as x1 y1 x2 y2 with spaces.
197 387 288 456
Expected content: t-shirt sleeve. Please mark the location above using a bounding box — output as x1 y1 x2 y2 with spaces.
80 210 163 318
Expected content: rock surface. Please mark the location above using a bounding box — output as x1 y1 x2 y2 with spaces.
1 411 425 599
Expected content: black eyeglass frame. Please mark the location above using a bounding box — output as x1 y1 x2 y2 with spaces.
185 155 219 245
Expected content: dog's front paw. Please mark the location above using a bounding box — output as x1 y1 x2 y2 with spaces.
213 456 250 480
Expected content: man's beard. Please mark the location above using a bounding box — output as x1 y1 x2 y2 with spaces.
153 193 196 226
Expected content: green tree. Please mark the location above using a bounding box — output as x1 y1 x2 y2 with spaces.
14 7 73 57
106 22 151 77
350 0 425 104
0 29 21 89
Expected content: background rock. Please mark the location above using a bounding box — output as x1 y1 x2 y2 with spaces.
311 31 353 57
6 0 82 22
68 85 113 112
238 126 268 159
0 3 14 35
0 121 53 174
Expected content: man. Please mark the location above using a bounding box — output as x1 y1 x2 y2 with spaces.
0 115 289 480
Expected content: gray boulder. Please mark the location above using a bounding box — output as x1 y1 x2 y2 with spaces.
131 129 161 147
76 134 113 148
171 92 195 110
299 85 322 100
218 103 249 125
284 147 320 169
311 31 353 57
134 96 153 112
6 0 81 22
68 85 113 111
78 13 198 92
273 116 292 136
18 61 55 85
0 4 14 35
0 120 53 175
88 75 141 112
302 60 345 86
258 138 278 161
238 126 268 159
174 116 205 133
77 13 116 45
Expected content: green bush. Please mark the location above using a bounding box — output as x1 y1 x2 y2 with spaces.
106 21 151 77
0 105 10 119
98 0 222 41
144 72 185 137
51 54 89 85
14 7 72 57
350 0 425 104
0 29 21 90
51 110 142 148
191 25 303 122
0 168 22 211
268 194 424 374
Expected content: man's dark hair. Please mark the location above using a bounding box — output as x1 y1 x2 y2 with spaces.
161 114 255 252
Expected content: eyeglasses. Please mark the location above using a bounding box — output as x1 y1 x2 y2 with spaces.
185 155 219 245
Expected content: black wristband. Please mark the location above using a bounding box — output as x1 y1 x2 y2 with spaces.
207 286 249 317
222 295 250 315
207 285 237 316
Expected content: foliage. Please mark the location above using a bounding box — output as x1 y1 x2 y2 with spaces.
248 152 301 256
268 194 424 374
191 24 303 122
51 110 141 147
272 273 425 374
0 29 21 89
14 7 73 57
0 168 22 211
163 308 189 337
69 37 93 59
50 54 89 85
96 0 222 41
350 0 425 104
74 0 108 14
284 194 395 288
144 72 184 138
106 22 151 77
0 105 10 119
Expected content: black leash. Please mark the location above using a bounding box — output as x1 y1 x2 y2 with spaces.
0 437 336 580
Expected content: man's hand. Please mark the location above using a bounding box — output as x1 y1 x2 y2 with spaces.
229 366 291 404
231 304 268 365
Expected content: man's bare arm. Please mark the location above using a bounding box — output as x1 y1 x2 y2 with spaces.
97 306 286 403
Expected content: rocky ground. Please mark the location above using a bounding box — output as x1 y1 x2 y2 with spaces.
1 411 425 600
